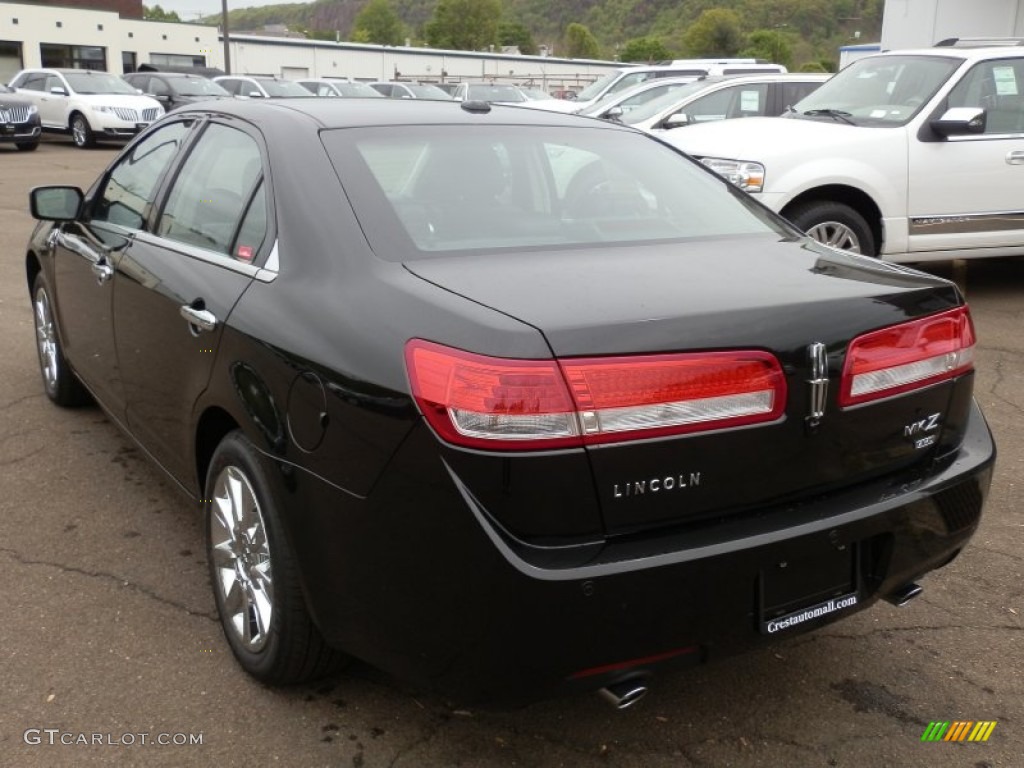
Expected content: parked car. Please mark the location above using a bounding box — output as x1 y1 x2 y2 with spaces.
571 60 788 112
0 83 42 151
123 72 231 112
576 76 707 119
662 43 1024 260
433 82 460 97
25 98 994 707
517 86 580 113
451 82 527 104
213 75 314 99
368 81 451 100
9 68 163 148
296 78 383 98
621 73 830 131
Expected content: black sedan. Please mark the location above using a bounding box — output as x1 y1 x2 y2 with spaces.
122 72 232 113
26 99 995 707
0 83 42 151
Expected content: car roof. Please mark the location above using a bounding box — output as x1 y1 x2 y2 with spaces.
867 46 1024 62
174 97 614 130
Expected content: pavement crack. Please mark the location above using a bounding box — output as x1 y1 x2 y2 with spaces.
0 392 43 411
0 546 216 622
0 445 46 467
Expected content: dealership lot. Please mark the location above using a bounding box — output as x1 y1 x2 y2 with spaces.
0 140 1021 766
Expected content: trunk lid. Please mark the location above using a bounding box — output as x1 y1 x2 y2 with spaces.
405 235 969 535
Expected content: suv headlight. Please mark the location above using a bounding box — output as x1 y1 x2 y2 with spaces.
94 105 116 114
699 157 765 193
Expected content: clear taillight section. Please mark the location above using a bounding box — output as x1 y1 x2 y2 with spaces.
839 306 975 407
405 340 786 450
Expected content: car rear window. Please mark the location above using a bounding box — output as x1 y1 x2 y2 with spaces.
321 124 788 260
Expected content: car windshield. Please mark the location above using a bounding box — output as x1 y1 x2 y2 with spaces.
519 88 551 101
580 80 696 116
466 84 526 103
620 80 719 124
258 79 314 97
407 84 451 100
335 82 383 97
792 55 961 126
64 72 138 95
173 77 230 96
323 125 789 259
575 72 622 101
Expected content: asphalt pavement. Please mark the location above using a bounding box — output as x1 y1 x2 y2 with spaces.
0 138 1020 767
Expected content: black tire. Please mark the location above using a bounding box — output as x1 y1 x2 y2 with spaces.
205 430 347 684
31 272 91 407
16 141 39 152
69 112 95 149
786 200 876 256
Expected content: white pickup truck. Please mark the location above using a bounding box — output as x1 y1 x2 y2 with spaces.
661 42 1024 262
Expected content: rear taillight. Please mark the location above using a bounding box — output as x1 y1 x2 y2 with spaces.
839 306 975 407
405 340 786 450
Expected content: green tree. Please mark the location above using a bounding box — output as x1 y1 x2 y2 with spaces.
425 0 501 51
564 23 601 59
498 21 538 56
797 60 828 72
740 29 793 68
620 36 670 63
683 9 744 57
352 0 405 46
143 4 181 22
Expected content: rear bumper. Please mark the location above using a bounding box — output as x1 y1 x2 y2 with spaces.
283 398 995 704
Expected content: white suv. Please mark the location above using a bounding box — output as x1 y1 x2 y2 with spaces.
662 44 1024 261
9 68 163 148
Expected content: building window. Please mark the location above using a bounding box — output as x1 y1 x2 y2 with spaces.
0 40 23 82
97 24 103 31
55 21 62 28
128 32 134 39
161 34 167 41
12 18 17 24
122 51 137 74
40 44 106 71
150 52 207 69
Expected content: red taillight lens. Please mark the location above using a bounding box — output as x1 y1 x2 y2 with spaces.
405 340 786 450
839 306 975 407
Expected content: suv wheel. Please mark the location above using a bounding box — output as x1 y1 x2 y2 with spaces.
787 201 875 255
70 112 95 149
16 141 39 152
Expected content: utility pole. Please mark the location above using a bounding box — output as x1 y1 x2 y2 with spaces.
221 0 231 74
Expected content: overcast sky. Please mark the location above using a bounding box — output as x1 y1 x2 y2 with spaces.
149 1 288 22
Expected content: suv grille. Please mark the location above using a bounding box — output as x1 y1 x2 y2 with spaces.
0 105 31 123
111 107 139 122
141 107 160 121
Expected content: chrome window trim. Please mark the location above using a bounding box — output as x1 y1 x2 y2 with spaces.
133 230 278 280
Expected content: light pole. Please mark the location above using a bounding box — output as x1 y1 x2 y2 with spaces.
221 0 231 74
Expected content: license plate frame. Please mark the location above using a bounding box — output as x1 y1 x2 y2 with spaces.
2 123 15 135
758 541 861 635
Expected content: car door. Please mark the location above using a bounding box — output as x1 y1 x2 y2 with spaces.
52 120 193 412
38 74 68 127
908 56 1024 254
113 119 270 483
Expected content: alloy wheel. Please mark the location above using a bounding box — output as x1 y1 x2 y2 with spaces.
209 465 274 652
34 286 59 391
805 221 862 253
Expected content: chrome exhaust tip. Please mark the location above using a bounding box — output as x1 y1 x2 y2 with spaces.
885 583 923 607
598 678 649 710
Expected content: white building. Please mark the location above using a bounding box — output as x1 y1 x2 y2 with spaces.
881 0 1024 49
0 1 619 91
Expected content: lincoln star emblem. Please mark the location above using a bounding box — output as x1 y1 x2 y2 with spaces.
807 342 828 425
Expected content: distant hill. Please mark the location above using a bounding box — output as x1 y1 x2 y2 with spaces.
205 0 883 65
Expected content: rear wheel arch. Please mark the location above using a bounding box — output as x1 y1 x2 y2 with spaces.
782 185 883 256
195 406 241 494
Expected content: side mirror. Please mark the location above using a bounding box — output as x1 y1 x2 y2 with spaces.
603 106 623 120
135 88 144 94
664 112 691 129
247 91 263 98
930 107 986 138
49 86 68 96
30 186 84 222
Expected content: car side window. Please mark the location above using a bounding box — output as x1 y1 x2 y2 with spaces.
45 75 64 94
218 79 238 95
92 121 191 231
20 73 46 91
947 59 1024 134
782 81 822 109
232 181 268 262
684 84 770 122
157 123 264 256
149 78 169 96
